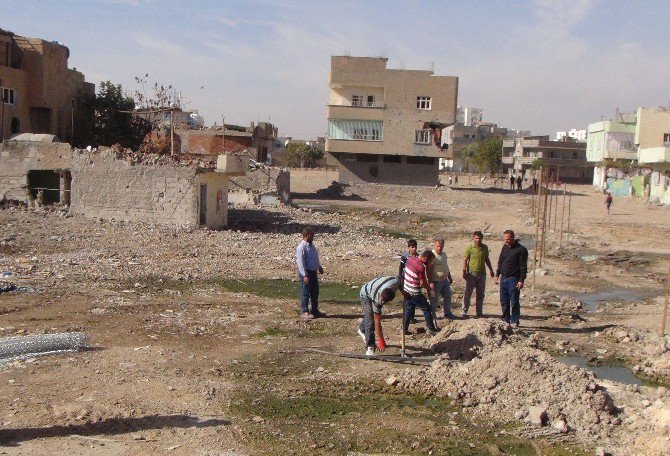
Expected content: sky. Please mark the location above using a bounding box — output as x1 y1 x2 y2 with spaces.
3 0 670 139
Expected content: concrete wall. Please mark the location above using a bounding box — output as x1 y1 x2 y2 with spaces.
176 129 252 155
0 140 72 201
649 172 670 205
197 171 229 228
636 107 670 150
229 168 291 205
332 152 437 186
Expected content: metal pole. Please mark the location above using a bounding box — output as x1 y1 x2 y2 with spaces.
170 110 174 156
559 186 567 249
660 261 670 336
540 168 549 266
532 167 543 290
548 172 553 231
553 167 561 232
567 189 572 243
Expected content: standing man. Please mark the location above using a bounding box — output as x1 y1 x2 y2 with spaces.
295 227 325 320
509 174 515 190
494 230 528 328
516 175 523 191
403 250 439 335
429 238 456 321
397 239 418 287
357 276 398 356
462 230 495 318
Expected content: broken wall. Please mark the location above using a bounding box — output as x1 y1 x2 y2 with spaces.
0 140 72 202
69 150 200 227
332 153 439 186
229 168 291 205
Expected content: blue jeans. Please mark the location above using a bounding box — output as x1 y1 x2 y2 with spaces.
299 270 319 313
404 293 437 332
430 280 454 317
359 294 375 348
499 277 520 324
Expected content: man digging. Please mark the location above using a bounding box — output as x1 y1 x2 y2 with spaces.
357 276 398 356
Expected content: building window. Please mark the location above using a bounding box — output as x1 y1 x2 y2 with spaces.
416 96 431 110
406 156 435 165
328 119 383 141
382 155 402 163
2 87 16 105
366 95 375 107
663 133 670 143
351 95 364 106
415 129 431 144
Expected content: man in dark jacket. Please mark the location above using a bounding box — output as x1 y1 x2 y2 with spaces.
494 230 528 328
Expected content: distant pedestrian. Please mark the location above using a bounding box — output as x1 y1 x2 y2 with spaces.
448 175 452 186
516 175 522 191
462 230 495 318
295 227 325 319
605 192 613 215
357 276 398 356
454 175 458 185
509 175 515 190
429 238 456 321
494 230 528 329
532 177 538 192
403 250 438 335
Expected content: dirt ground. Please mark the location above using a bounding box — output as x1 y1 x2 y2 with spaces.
0 169 669 455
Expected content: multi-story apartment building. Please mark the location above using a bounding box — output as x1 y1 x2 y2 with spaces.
502 136 591 183
326 56 458 185
456 106 483 127
635 107 670 165
441 122 507 171
0 29 94 142
586 112 638 163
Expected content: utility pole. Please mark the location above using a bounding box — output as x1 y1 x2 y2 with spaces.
567 189 572 243
661 261 670 336
170 110 174 156
559 186 567 249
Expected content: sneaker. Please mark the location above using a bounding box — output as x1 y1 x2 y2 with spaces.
365 347 375 356
512 322 520 329
402 328 412 336
461 312 468 319
357 328 366 342
301 312 314 320
311 310 327 318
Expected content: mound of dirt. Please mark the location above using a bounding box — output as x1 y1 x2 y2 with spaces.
397 320 670 455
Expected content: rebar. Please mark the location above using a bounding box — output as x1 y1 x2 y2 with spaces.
0 332 89 361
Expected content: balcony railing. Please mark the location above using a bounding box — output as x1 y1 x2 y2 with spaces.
328 101 386 108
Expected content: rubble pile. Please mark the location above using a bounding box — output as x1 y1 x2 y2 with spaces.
81 144 218 169
397 320 669 455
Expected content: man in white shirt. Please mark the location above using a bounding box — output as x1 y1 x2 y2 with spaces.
429 238 456 321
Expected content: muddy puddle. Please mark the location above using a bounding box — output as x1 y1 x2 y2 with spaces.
562 287 654 312
556 356 642 386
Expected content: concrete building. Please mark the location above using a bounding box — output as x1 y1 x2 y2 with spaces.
0 138 245 229
502 136 591 183
326 56 457 185
556 129 587 142
586 113 637 163
636 107 670 165
175 121 278 165
456 106 482 126
441 122 507 172
506 129 532 139
0 29 94 142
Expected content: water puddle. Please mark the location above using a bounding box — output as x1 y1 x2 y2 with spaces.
562 288 652 312
556 356 642 386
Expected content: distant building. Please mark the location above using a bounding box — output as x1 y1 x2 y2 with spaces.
556 129 587 142
636 107 670 165
326 56 457 185
456 106 482 126
586 112 637 163
502 136 591 183
506 129 532 139
441 122 507 172
0 29 94 142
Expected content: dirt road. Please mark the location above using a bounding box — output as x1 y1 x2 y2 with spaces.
0 170 668 455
